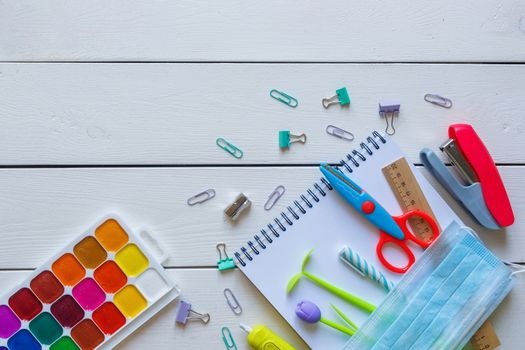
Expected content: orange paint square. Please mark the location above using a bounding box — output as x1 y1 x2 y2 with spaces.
52 254 86 287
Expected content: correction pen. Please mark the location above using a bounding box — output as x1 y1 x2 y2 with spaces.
240 323 297 350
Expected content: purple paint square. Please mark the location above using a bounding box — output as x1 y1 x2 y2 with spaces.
0 305 21 338
72 278 105 311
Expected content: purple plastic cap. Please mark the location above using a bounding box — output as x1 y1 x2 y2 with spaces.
175 301 191 324
295 300 321 323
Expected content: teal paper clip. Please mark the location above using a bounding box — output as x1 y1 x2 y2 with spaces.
279 130 306 149
216 138 243 159
270 89 298 108
217 243 236 271
222 326 238 350
322 87 350 108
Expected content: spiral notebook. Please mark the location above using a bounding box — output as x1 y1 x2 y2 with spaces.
233 132 460 349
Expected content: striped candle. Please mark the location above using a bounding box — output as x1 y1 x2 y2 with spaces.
339 246 395 292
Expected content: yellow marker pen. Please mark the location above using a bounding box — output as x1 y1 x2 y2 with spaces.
240 323 297 350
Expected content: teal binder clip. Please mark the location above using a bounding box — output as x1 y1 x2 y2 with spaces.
279 130 307 149
270 89 298 108
322 87 350 108
217 243 236 271
216 138 243 159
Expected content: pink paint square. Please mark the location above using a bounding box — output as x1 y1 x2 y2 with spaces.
72 278 105 311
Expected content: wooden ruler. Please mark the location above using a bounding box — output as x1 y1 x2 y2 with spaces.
470 321 501 350
382 157 440 242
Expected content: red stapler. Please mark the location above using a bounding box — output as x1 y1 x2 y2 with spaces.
420 124 514 229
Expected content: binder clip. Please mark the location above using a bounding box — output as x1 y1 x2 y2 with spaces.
217 243 236 271
175 300 210 325
224 193 251 221
322 87 350 108
279 130 306 149
378 101 400 135
420 124 514 230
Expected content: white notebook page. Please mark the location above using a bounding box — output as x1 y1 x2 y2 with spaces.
236 134 460 350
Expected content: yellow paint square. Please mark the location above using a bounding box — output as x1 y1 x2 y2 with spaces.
115 244 149 277
114 285 147 318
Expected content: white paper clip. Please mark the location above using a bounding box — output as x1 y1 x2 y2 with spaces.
326 125 355 141
187 189 216 205
424 94 453 108
264 185 286 211
223 288 242 315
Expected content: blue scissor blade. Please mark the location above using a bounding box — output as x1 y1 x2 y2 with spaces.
320 164 405 240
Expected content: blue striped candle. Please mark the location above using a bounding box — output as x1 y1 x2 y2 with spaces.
339 246 395 292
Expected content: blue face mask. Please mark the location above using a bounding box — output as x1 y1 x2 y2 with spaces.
344 222 515 350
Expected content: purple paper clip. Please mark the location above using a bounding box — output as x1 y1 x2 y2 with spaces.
175 300 210 325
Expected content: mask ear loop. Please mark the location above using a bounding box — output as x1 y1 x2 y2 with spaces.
506 262 525 276
461 226 525 277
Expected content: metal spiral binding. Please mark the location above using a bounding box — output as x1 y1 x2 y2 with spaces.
234 131 387 267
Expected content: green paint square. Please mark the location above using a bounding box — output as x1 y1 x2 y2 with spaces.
29 312 63 345
50 336 80 350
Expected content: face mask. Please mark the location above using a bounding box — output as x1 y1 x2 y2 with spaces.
344 222 515 350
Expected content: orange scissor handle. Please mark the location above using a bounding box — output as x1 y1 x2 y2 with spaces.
376 210 440 274
395 209 440 248
376 232 416 274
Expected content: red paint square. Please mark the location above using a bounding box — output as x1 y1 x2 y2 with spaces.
8 288 42 321
94 261 127 294
92 302 126 335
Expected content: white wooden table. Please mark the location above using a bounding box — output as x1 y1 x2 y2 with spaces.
1 1 524 349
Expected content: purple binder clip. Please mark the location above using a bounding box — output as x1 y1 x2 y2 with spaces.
175 300 210 325
379 101 401 136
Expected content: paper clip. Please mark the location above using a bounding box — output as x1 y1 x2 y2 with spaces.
264 185 286 211
279 130 307 149
424 94 452 108
223 288 242 315
224 193 252 221
270 89 298 108
326 125 354 141
216 138 243 159
175 300 210 325
217 243 236 271
322 87 350 108
221 327 238 350
378 101 401 136
187 189 216 206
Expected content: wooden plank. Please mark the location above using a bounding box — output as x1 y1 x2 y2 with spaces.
0 166 522 269
1 63 525 165
0 268 523 349
1 1 525 62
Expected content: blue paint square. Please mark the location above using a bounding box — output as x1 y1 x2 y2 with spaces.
7 329 41 350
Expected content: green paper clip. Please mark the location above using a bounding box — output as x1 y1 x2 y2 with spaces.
279 130 307 149
222 326 238 350
322 87 350 108
216 138 243 159
270 89 298 108
217 243 236 271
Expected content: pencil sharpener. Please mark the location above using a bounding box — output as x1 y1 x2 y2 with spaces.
224 193 252 221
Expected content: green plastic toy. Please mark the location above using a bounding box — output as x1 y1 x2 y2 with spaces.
287 248 376 313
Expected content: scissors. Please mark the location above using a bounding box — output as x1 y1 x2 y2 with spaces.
320 163 440 273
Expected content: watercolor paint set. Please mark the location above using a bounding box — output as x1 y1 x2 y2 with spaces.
0 216 180 350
